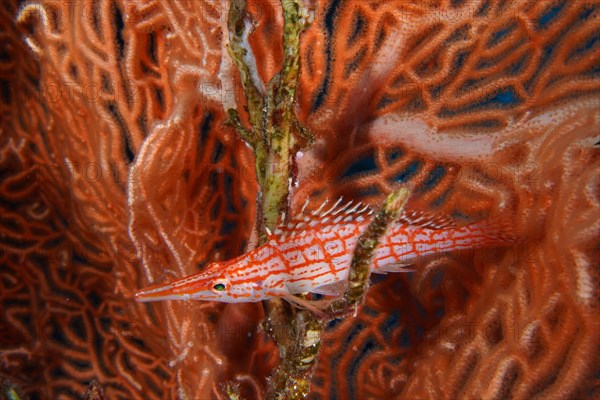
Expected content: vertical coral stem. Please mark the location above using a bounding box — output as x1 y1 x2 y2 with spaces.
328 188 411 316
226 0 312 239
266 189 412 399
226 0 317 398
227 1 412 397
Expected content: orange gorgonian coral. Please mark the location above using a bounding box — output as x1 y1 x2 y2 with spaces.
1 0 598 399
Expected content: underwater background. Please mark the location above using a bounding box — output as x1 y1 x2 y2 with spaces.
1 0 598 399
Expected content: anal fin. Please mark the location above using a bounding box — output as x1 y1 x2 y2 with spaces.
373 263 414 274
310 281 347 296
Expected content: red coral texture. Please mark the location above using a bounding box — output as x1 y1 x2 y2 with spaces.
1 0 598 399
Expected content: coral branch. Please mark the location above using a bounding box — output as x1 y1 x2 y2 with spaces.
328 188 411 316
265 188 411 399
227 0 265 138
3 0 599 398
0 373 26 400
227 0 312 237
266 311 324 400
226 0 317 399
83 380 105 400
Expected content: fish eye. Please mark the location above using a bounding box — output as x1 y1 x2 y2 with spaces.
213 283 225 291
211 279 229 293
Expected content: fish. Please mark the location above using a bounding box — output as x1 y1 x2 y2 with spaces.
134 198 515 306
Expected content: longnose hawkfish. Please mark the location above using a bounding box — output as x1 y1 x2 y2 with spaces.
135 198 515 308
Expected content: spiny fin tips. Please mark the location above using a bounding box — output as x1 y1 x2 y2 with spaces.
269 197 373 242
399 210 456 229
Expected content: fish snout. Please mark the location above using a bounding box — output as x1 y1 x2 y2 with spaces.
134 282 179 302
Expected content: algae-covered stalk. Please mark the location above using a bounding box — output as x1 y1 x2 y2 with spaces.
327 188 411 316
264 189 411 400
226 0 412 398
226 0 318 398
226 0 313 240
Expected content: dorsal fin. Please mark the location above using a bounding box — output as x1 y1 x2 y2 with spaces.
270 198 455 242
398 209 456 229
271 198 374 241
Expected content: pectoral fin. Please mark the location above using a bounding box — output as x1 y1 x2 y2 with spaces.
282 293 330 317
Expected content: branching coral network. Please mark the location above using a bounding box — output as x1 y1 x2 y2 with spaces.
0 0 598 399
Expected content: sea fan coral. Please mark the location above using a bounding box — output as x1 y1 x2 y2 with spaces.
1 0 598 399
